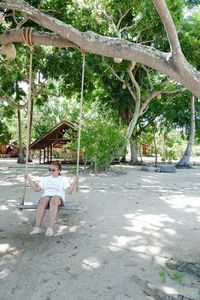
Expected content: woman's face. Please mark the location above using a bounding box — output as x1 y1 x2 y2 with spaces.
48 165 60 177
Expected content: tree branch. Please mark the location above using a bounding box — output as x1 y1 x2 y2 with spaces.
128 61 141 104
153 0 183 61
140 87 186 115
0 96 27 109
141 66 153 90
0 0 200 97
103 59 124 83
116 7 132 32
0 29 78 48
103 58 137 102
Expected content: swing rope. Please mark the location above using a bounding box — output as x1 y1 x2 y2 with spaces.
19 26 86 207
76 51 86 178
21 28 34 206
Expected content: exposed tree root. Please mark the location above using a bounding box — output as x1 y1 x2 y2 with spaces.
132 276 195 300
175 165 193 169
166 259 200 278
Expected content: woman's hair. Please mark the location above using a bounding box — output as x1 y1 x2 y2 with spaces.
51 160 61 175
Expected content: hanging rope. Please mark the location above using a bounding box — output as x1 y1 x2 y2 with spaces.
20 28 85 203
21 28 34 205
76 51 86 178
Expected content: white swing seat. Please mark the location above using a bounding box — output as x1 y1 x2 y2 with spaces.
16 204 81 210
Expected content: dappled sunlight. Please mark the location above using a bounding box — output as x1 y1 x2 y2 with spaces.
141 177 160 185
134 245 162 256
108 235 141 252
0 243 10 254
18 216 29 224
124 213 175 227
7 199 17 204
163 228 176 236
56 225 69 235
1 162 200 299
0 205 9 210
0 243 21 262
164 194 200 213
82 257 102 271
107 210 179 261
56 225 81 235
109 235 164 256
163 286 178 294
69 225 81 232
81 189 91 194
0 181 19 186
0 268 10 280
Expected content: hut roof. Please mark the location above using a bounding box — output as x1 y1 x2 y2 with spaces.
29 120 77 150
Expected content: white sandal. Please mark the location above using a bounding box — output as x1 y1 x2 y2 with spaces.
45 227 54 237
30 227 42 235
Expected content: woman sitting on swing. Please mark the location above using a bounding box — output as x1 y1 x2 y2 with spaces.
25 160 79 237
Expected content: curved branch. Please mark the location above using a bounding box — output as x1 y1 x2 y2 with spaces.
103 58 137 102
0 29 78 48
116 7 132 32
0 96 27 109
103 59 124 83
128 61 141 104
153 0 183 61
141 66 153 90
140 87 186 115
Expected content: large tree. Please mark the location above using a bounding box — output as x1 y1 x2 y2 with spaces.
0 0 200 98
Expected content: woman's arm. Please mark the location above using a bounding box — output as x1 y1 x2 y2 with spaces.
67 176 79 195
25 174 42 192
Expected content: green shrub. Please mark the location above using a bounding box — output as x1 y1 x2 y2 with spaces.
70 117 126 172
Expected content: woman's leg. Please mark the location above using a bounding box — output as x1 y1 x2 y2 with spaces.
35 196 49 228
48 196 62 229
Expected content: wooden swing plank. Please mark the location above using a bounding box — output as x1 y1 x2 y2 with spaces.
16 204 81 210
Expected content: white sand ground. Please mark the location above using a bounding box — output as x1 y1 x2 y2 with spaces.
1 158 200 300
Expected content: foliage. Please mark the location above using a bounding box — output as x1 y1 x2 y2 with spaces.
0 0 199 163
179 10 200 69
158 267 184 284
158 267 167 282
0 120 12 145
69 117 126 171
139 127 186 160
32 95 81 140
172 271 183 283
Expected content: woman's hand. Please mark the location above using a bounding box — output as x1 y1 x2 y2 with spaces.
68 176 80 194
74 176 79 184
72 176 79 191
24 174 41 192
24 173 31 181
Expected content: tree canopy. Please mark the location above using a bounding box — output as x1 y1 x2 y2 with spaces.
0 0 200 97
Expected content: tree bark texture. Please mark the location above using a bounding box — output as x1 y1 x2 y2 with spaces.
176 95 195 168
130 136 139 165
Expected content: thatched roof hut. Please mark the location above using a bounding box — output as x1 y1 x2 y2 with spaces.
29 120 79 164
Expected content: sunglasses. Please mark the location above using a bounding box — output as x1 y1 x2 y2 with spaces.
49 168 57 172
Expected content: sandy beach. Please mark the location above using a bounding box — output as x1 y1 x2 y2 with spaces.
1 158 200 300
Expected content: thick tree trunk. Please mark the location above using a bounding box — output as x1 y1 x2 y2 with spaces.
130 136 139 165
176 95 195 168
161 129 167 161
